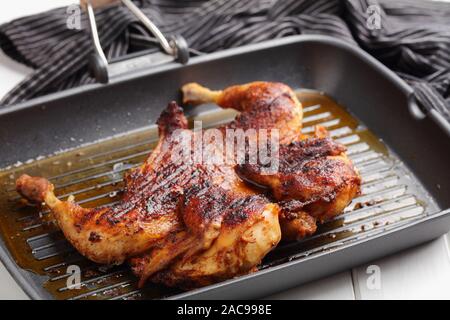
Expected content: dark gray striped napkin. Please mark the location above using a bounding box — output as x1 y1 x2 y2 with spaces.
0 0 449 121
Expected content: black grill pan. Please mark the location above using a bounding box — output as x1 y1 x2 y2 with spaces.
0 35 449 300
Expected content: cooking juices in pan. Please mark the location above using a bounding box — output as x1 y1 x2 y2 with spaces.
0 91 439 300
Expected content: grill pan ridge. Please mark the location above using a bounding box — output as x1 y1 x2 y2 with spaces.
0 35 449 299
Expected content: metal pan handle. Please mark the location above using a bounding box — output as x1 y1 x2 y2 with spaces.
408 94 450 137
85 0 189 83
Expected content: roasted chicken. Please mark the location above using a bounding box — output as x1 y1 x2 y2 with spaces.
16 81 360 289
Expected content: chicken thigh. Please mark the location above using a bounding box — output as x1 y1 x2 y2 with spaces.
16 81 359 288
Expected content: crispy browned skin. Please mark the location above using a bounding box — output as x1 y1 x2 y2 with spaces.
16 83 290 288
128 82 304 287
237 129 361 240
131 189 279 288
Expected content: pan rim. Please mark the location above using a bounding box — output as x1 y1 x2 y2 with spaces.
0 35 414 116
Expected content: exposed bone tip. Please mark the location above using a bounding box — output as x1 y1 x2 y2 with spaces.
16 174 54 204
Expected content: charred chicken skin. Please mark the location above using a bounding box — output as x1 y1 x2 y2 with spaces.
237 128 361 240
16 81 360 288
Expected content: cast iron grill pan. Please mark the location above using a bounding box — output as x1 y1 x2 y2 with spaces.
0 36 449 299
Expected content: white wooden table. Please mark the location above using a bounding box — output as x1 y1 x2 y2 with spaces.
1 0 449 300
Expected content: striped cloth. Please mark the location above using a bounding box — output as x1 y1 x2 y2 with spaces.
0 0 449 121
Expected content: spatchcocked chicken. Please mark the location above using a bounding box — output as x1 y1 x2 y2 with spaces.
16 82 360 289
